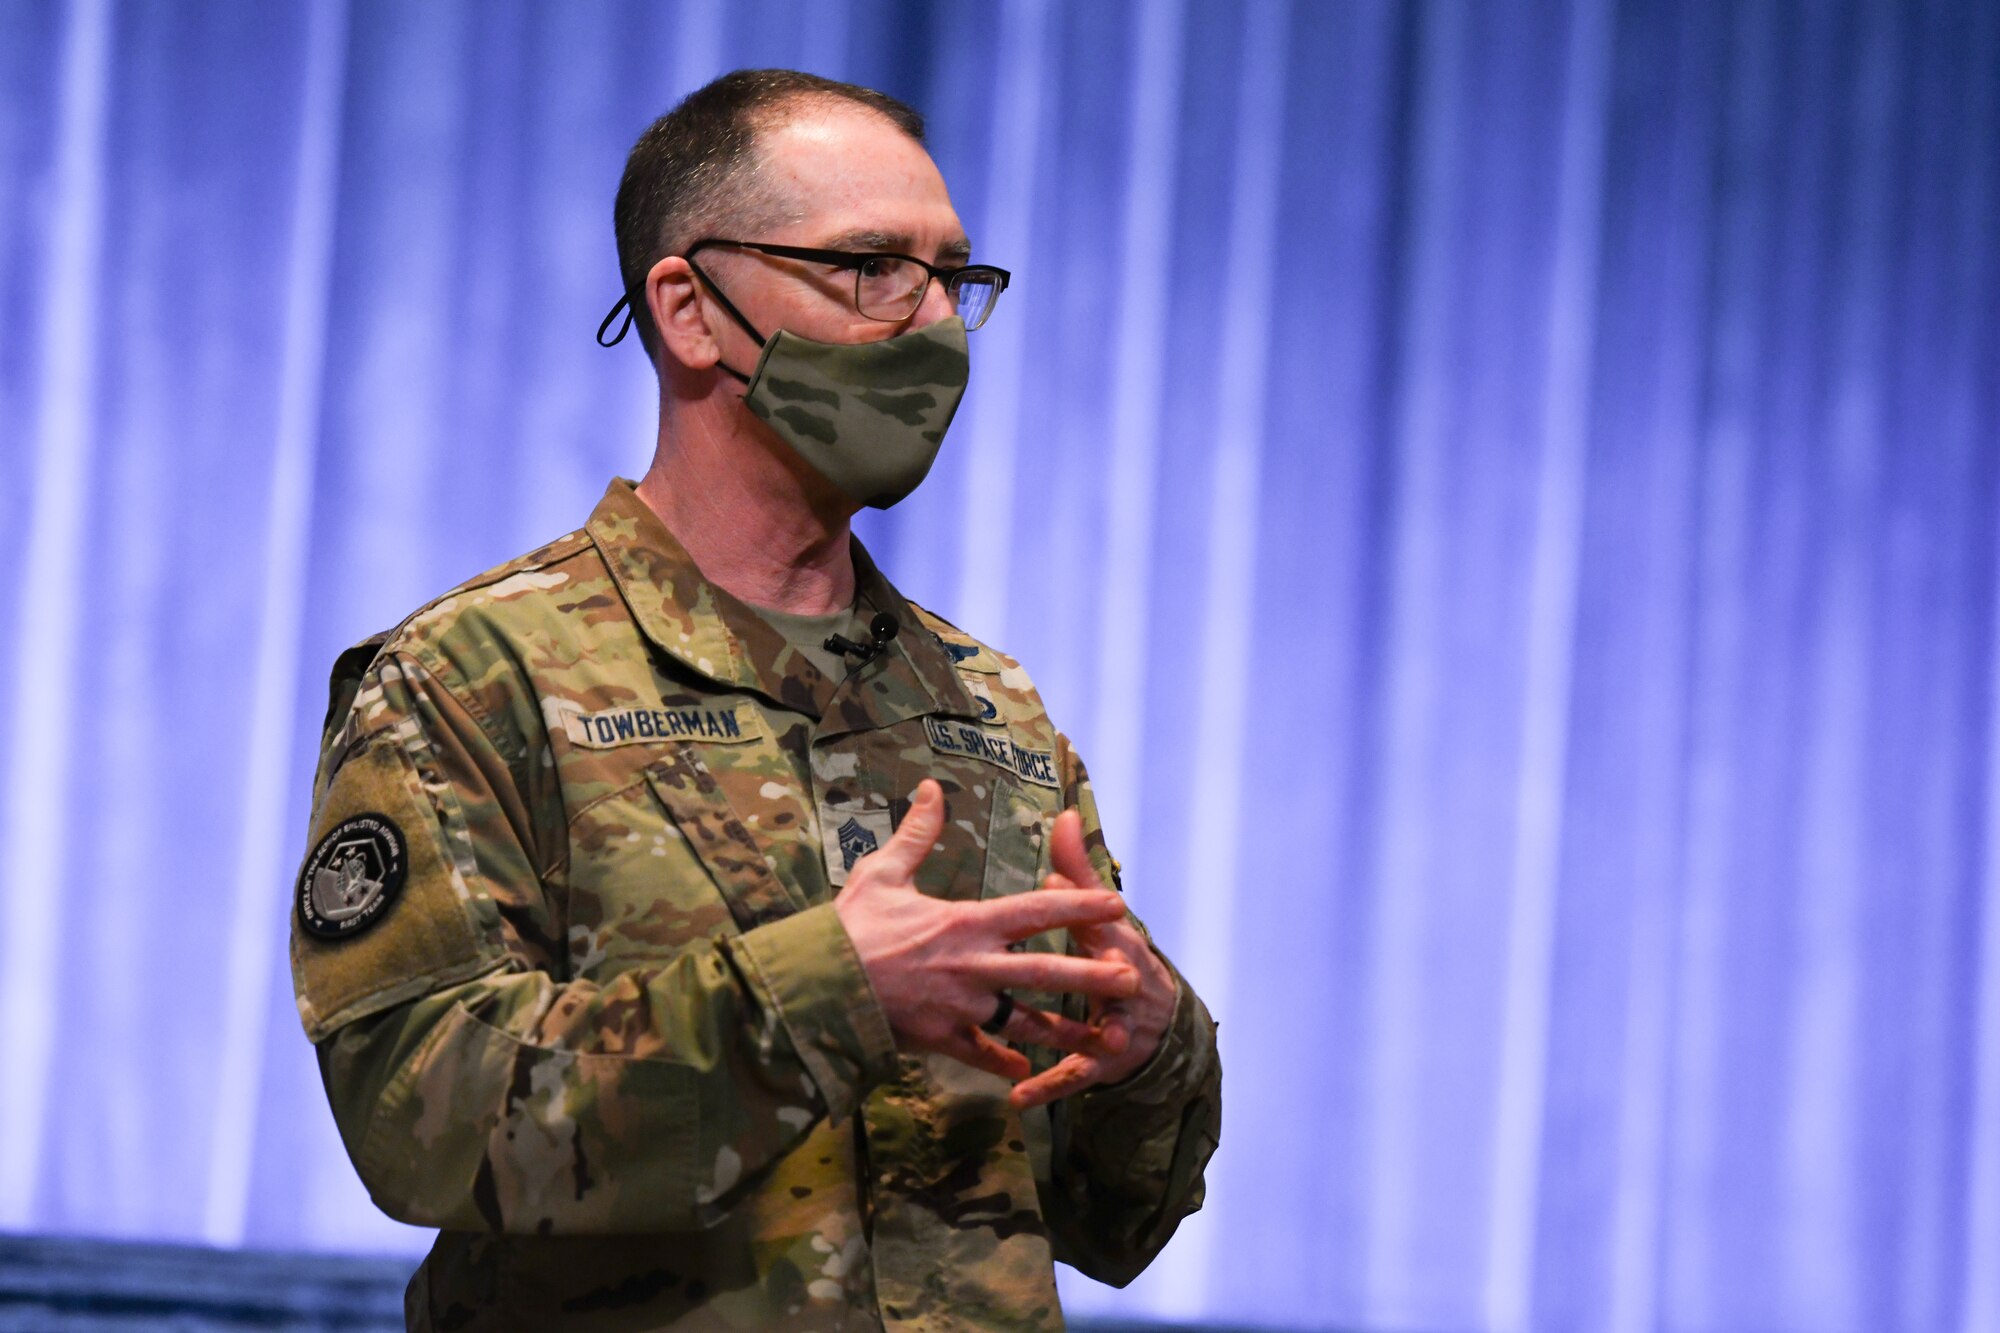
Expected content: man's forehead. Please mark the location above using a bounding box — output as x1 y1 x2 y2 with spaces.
754 106 967 253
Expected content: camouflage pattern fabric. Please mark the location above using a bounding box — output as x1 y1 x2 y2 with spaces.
291 479 1221 1331
741 315 968 508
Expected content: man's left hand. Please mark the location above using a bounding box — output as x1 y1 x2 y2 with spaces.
1008 809 1178 1111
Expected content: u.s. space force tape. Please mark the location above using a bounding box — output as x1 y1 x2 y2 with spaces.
922 715 1058 788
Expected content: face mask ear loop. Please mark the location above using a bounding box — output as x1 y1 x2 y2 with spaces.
596 293 635 347
686 260 773 387
599 261 766 358
689 262 768 344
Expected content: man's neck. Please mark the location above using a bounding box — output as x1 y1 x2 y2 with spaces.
635 406 858 617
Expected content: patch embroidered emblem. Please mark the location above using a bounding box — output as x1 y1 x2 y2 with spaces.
936 636 1001 674
297 814 408 939
837 817 879 870
962 675 1002 726
820 805 895 887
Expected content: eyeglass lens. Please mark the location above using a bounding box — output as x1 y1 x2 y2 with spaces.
853 257 1002 330
950 274 1001 331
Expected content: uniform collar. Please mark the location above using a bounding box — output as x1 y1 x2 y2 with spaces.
585 479 980 731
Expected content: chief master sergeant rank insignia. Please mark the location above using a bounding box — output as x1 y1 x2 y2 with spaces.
837 816 879 871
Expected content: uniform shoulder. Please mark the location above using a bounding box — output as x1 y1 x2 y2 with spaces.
381 527 601 662
318 527 604 761
904 600 1029 680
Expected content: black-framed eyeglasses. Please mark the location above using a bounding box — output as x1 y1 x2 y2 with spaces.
686 238 1011 331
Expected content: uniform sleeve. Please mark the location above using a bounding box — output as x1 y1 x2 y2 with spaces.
292 649 899 1235
1035 737 1223 1286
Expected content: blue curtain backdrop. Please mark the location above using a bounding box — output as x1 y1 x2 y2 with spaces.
3 2 1998 1330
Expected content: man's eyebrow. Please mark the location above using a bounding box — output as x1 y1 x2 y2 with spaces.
822 229 976 263
822 228 909 252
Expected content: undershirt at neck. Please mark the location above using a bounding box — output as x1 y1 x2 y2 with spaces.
750 600 866 687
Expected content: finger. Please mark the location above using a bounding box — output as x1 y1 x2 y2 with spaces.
1049 808 1104 891
977 887 1126 940
939 1028 1032 1082
866 779 946 880
1010 1052 1105 1110
1069 915 1145 959
971 951 1139 999
1093 1012 1131 1056
1041 878 1143 956
1040 873 1112 948
997 1002 1115 1056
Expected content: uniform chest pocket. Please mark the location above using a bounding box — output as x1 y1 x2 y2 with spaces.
813 722 986 899
982 778 1050 901
561 745 812 980
643 747 807 933
982 778 1069 1062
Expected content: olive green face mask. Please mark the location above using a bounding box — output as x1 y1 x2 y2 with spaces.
732 316 969 509
596 275 970 510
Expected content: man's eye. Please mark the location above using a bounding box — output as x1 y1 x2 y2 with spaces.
855 256 892 279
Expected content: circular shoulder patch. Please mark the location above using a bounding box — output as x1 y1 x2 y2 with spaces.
297 814 409 940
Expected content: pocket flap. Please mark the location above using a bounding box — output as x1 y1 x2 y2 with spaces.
645 747 804 933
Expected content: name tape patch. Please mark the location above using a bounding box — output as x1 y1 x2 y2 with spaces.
297 813 407 940
923 716 1058 789
554 701 767 750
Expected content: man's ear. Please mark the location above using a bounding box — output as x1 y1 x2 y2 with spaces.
646 256 720 371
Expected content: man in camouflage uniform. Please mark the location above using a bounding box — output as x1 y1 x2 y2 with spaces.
292 69 1220 1331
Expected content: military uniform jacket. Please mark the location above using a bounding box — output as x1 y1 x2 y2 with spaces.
291 480 1221 1331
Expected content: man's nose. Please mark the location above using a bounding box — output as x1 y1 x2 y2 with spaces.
901 275 957 331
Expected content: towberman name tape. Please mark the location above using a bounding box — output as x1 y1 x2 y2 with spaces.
552 700 768 750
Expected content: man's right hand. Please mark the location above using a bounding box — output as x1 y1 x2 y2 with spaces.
833 779 1138 1082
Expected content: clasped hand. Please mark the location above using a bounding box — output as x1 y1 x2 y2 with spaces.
833 779 1178 1109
